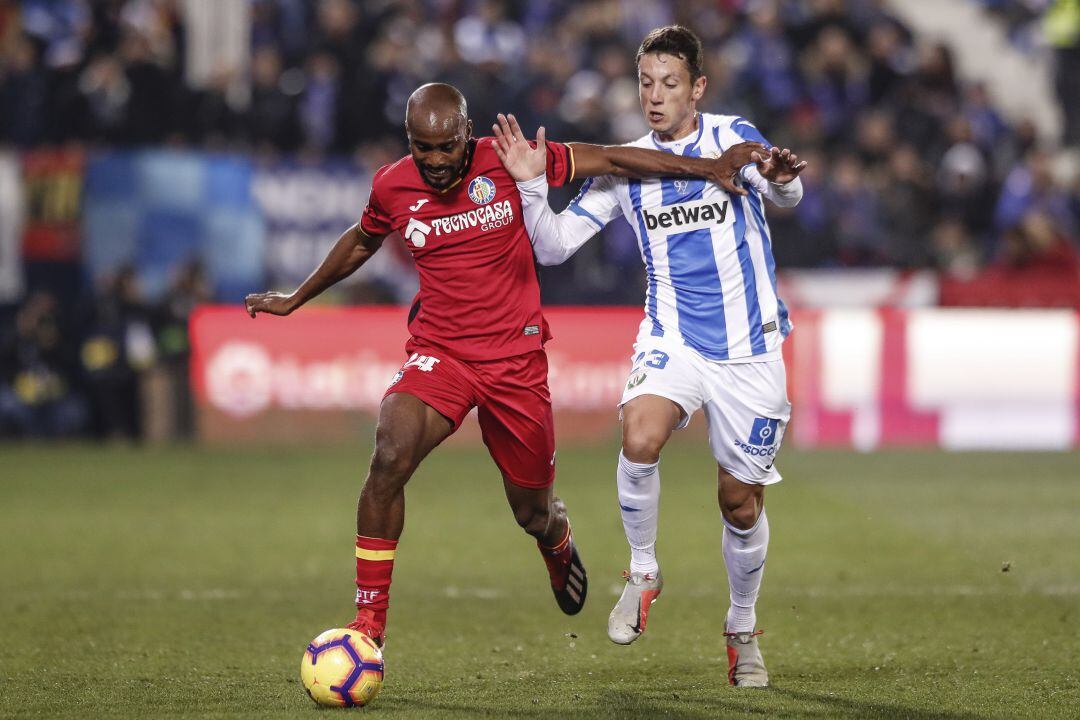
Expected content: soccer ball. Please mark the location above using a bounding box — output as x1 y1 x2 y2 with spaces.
300 628 384 707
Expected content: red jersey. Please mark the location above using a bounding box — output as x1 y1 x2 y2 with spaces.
359 137 574 361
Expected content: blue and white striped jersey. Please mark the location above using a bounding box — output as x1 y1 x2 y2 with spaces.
566 113 792 362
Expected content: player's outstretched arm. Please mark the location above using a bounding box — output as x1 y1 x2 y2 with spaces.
493 113 762 196
569 140 767 197
245 224 384 318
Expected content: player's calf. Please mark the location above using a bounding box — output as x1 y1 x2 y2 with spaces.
506 484 587 614
538 521 587 615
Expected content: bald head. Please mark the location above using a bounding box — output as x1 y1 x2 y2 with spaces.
406 83 469 136
405 83 474 189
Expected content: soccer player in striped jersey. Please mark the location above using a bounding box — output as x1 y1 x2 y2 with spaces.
492 26 806 687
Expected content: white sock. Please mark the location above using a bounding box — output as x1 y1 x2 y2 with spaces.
616 452 660 575
722 510 769 633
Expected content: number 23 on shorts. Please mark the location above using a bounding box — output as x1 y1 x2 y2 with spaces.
633 349 670 370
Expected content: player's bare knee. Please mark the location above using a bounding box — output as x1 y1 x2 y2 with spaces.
722 496 760 531
621 423 666 464
368 441 415 486
512 500 551 538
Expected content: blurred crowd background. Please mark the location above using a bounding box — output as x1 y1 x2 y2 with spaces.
1 0 1079 440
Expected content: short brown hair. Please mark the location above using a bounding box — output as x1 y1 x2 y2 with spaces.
636 25 704 81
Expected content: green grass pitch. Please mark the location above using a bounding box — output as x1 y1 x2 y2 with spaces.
0 441 1077 718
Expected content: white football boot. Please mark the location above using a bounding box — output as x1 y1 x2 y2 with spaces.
607 570 663 645
724 629 768 687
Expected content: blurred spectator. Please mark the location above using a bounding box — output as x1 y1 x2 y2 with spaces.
454 0 526 68
827 154 887 264
77 52 131 142
962 83 1009 152
881 144 936 267
994 152 1077 239
893 43 959 160
1045 0 1080 146
0 292 86 437
117 24 174 145
245 46 300 152
0 33 48 145
930 218 981 278
79 266 154 440
299 49 340 152
802 26 869 147
20 0 91 69
0 0 1074 292
730 0 800 117
938 117 995 240
994 210 1080 272
152 259 211 439
865 19 911 105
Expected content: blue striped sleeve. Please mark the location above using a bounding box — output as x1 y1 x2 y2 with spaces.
730 117 771 148
568 202 603 228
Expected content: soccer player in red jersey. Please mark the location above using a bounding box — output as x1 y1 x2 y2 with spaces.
244 83 749 647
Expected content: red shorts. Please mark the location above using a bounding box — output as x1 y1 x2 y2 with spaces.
384 348 555 489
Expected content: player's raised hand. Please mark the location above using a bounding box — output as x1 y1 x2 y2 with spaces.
710 141 769 196
752 146 808 185
492 113 547 182
244 291 295 318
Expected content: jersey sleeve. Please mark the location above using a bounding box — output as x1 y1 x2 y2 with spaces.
358 165 394 237
720 117 803 205
543 141 574 187
720 116 772 149
564 174 622 232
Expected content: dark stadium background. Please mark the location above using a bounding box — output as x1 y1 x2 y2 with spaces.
2 0 1078 443
1 2 1078 718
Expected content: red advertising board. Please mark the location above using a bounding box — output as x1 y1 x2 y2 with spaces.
191 306 1080 449
190 305 644 444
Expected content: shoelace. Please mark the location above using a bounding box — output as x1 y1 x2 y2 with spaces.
621 570 655 582
723 629 764 638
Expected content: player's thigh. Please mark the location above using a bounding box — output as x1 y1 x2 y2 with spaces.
703 359 791 485
620 340 706 433
371 392 456 475
375 350 480 473
476 351 555 490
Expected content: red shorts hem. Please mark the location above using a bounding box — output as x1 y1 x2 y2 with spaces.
498 466 555 490
383 388 468 429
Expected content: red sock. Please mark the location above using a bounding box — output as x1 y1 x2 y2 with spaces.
354 535 397 634
537 523 572 588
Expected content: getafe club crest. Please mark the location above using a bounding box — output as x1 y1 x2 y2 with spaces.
468 176 497 205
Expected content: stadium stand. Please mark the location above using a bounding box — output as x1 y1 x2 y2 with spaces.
0 0 1077 439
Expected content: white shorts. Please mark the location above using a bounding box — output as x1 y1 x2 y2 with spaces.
619 334 791 485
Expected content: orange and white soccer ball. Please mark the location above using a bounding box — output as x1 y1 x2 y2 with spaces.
300 628 384 707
